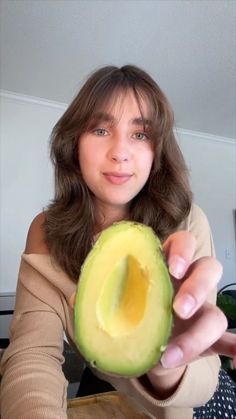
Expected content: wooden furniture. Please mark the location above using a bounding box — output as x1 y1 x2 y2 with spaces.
67 391 153 418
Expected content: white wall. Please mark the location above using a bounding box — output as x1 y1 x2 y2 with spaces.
177 130 236 288
0 92 235 292
0 92 65 293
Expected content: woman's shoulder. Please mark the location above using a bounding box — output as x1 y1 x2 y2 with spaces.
179 203 210 231
24 212 49 255
179 203 215 259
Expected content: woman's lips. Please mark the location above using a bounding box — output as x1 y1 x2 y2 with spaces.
103 172 133 185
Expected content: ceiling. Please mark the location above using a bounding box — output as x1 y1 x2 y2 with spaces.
0 0 235 138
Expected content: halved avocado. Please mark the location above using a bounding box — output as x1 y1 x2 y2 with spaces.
74 221 173 377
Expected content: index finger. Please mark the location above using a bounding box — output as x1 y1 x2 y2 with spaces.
163 231 196 280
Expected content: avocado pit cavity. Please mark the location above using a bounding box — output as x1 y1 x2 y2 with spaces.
96 255 149 337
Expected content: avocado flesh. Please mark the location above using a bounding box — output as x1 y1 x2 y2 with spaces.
74 222 173 377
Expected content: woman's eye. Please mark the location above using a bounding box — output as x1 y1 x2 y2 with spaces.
93 128 108 136
133 132 149 141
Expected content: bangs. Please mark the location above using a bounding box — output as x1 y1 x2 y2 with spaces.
83 84 156 137
84 85 125 131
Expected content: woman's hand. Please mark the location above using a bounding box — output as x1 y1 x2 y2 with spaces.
159 231 236 369
145 230 236 398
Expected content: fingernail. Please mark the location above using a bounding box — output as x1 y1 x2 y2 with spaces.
169 256 187 279
161 344 184 368
174 294 196 318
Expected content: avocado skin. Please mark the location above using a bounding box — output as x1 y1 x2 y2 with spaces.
74 221 173 378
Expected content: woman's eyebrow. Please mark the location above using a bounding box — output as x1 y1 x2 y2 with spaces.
90 113 152 128
91 112 115 124
131 117 152 128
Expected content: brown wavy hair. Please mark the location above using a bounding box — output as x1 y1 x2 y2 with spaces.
44 65 192 281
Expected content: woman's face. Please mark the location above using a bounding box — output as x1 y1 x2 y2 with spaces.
78 91 154 222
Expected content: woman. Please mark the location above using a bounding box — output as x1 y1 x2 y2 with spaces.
1 65 235 419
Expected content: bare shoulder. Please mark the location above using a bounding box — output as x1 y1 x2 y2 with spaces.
24 212 49 254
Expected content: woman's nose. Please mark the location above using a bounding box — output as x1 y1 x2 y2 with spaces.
108 137 131 163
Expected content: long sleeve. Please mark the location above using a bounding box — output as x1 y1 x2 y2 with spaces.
0 257 75 419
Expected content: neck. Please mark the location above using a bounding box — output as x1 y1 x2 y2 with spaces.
94 202 129 233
